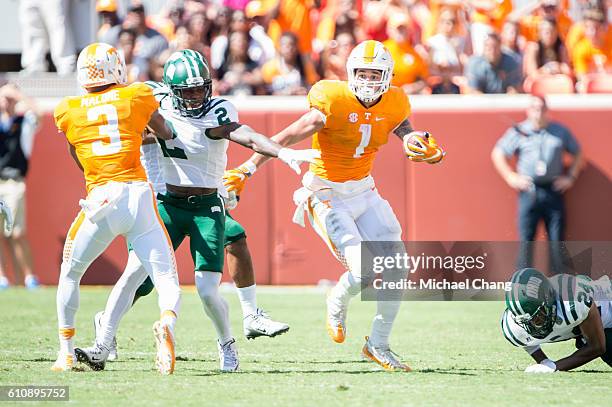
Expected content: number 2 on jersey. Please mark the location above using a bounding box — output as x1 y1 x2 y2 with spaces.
88 104 122 156
353 124 372 158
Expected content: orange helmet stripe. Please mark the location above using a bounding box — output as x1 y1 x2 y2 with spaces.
363 40 376 64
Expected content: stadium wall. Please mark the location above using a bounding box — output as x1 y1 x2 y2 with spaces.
18 96 612 286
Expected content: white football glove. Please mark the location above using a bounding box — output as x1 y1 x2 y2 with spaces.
0 200 13 235
224 190 239 211
524 359 557 373
277 148 321 175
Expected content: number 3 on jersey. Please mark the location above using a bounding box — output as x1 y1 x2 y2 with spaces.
354 124 372 158
88 104 121 156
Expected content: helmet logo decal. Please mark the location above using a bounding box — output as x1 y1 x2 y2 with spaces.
526 277 542 298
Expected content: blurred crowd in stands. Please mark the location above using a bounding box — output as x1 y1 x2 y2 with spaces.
19 0 612 95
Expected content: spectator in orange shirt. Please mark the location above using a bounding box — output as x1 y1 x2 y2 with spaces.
316 0 364 48
268 0 315 54
384 14 429 94
523 17 572 90
423 0 467 43
320 31 356 80
262 32 318 94
573 10 612 88
566 4 612 56
510 0 573 43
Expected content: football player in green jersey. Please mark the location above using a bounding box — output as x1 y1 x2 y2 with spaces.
502 268 612 372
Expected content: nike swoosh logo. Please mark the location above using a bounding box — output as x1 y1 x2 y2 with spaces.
375 117 384 121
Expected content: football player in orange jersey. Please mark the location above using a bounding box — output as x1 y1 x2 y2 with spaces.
224 40 445 371
52 43 180 374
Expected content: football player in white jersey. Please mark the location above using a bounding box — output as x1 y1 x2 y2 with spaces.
75 51 318 372
502 268 612 372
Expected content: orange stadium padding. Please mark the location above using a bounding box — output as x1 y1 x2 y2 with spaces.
15 103 612 286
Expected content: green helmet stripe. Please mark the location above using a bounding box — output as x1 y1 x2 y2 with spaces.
179 56 194 79
502 311 526 347
510 269 528 315
185 49 197 60
566 275 578 322
185 55 199 78
557 275 570 325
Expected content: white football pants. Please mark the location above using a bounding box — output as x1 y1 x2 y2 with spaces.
56 181 180 332
307 186 404 347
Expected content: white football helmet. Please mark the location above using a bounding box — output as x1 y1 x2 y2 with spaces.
77 43 127 89
346 40 394 103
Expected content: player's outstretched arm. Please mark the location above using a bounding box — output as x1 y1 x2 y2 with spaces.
393 118 445 164
554 303 606 371
222 109 324 196
147 111 173 140
207 121 320 174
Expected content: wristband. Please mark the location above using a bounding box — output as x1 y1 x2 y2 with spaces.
240 160 257 177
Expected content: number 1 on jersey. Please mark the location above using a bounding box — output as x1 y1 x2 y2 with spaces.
353 124 372 158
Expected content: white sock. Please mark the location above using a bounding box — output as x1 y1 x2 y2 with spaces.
329 271 361 309
56 260 84 353
369 300 402 348
195 271 232 343
236 284 257 317
58 328 75 355
161 310 177 334
98 251 148 348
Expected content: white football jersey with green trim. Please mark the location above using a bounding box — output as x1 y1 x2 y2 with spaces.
502 274 612 349
143 81 234 190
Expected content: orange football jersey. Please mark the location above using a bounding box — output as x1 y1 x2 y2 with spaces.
54 82 158 193
307 80 411 182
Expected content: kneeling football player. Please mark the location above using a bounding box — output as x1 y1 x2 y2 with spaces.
502 268 612 372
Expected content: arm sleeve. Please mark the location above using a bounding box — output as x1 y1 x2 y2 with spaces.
307 81 331 123
53 98 70 134
495 128 519 157
561 126 581 155
131 82 160 122
203 99 240 129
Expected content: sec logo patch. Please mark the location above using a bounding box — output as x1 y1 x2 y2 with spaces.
348 113 358 123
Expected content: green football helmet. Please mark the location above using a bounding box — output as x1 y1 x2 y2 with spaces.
162 52 212 117
505 268 557 339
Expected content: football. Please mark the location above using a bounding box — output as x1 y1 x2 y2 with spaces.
406 131 430 149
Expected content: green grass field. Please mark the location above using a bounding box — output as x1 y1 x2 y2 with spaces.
0 286 610 406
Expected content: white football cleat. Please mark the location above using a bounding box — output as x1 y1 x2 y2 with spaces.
243 308 290 340
75 344 109 371
217 338 239 372
153 320 175 375
326 294 347 343
94 311 118 361
50 352 76 372
361 336 411 372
